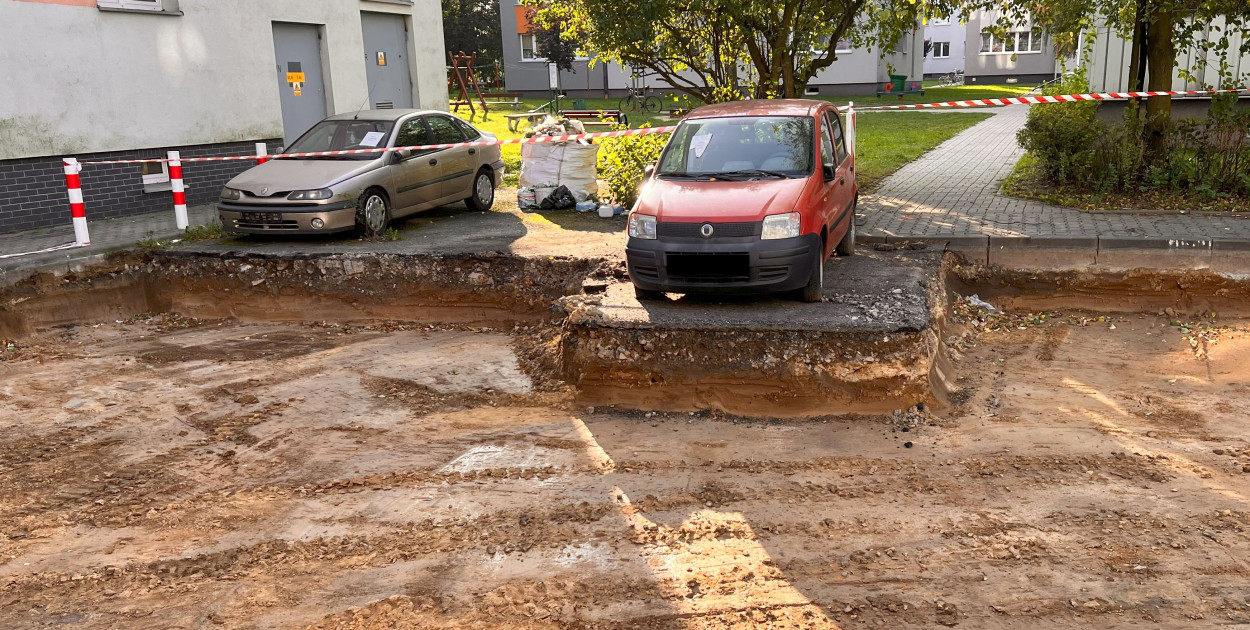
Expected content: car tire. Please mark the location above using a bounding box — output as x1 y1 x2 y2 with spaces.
634 285 664 301
465 169 496 212
800 238 825 303
355 189 391 239
836 199 856 257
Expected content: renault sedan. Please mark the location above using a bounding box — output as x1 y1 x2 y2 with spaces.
218 109 503 237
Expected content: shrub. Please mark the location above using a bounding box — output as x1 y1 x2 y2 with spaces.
1018 69 1250 201
596 123 668 208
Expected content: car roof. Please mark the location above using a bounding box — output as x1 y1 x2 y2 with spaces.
323 108 446 122
686 99 828 120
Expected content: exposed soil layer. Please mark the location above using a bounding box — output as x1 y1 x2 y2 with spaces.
952 261 1250 317
3 316 1250 629
0 251 606 336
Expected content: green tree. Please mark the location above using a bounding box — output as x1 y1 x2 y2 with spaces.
442 0 503 70
529 0 944 101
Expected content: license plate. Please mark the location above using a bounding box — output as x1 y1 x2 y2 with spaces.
240 212 282 224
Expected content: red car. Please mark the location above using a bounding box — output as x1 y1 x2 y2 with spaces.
626 99 856 302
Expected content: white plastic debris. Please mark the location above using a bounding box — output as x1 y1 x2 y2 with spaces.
966 294 997 312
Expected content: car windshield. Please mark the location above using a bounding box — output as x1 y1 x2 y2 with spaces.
284 120 395 160
657 116 814 179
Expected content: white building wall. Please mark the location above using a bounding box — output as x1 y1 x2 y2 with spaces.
923 20 966 76
0 0 447 160
1085 19 1249 92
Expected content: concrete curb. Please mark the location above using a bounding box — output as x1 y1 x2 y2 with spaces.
855 232 1250 272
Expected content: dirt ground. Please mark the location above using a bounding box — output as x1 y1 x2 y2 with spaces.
3 310 1250 629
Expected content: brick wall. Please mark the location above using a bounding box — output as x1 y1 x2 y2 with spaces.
0 139 282 235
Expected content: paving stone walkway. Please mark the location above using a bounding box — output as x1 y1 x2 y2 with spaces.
0 204 216 278
858 105 1250 241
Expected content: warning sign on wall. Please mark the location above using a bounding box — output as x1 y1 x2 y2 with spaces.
286 72 306 84
293 83 303 97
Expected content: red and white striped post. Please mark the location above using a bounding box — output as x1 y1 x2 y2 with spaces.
62 157 90 245
255 142 269 164
167 150 188 230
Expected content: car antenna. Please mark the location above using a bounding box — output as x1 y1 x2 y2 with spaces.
353 81 379 120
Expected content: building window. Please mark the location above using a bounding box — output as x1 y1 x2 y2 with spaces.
520 33 543 61
140 161 170 193
933 41 951 58
812 35 854 54
98 0 168 11
930 17 950 25
980 30 1043 54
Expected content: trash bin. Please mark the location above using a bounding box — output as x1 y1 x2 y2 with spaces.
571 98 586 109
889 74 908 91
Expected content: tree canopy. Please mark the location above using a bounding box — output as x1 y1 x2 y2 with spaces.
442 0 503 70
529 0 947 101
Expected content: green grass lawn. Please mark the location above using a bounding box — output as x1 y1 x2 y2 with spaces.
451 84 1011 190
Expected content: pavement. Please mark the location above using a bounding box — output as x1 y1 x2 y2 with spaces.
0 204 217 281
857 105 1250 264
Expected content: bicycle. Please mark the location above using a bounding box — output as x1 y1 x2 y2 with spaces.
618 85 662 114
937 70 964 87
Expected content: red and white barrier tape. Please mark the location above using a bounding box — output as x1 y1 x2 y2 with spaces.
77 126 678 166
0 241 88 260
854 87 1246 111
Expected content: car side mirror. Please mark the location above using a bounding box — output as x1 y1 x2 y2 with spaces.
822 164 836 182
275 146 285 155
393 149 412 162
644 164 655 179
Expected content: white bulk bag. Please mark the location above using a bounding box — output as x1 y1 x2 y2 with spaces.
519 142 600 201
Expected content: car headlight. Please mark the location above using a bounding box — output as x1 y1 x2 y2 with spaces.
628 213 657 239
761 212 801 240
220 187 242 201
287 188 334 201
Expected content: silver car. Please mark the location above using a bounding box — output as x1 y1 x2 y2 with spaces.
218 109 503 236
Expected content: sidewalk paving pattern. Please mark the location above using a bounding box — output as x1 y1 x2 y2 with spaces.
858 105 1250 241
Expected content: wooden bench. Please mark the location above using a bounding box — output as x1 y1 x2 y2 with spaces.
876 80 925 99
482 92 524 110
560 109 628 130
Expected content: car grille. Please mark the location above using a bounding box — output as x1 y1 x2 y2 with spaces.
233 218 300 230
657 221 758 239
666 252 750 282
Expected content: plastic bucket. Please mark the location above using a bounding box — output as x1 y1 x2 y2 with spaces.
534 186 556 206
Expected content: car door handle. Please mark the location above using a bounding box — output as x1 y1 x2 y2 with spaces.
429 158 438 166
468 148 476 155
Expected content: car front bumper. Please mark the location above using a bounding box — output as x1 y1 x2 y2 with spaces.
626 232 819 294
218 200 358 235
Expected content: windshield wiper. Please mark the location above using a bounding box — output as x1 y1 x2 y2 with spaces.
657 172 713 179
712 169 792 180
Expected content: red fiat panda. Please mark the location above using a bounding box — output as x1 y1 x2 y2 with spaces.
626 99 856 302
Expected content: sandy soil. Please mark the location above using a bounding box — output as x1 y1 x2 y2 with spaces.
2 313 1250 629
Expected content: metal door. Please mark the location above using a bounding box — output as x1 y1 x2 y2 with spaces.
272 22 328 146
360 12 414 110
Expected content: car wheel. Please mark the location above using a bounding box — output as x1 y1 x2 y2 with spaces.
634 285 664 301
465 169 495 212
836 199 856 257
356 189 391 238
800 238 825 303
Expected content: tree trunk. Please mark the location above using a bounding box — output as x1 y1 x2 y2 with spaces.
1144 5 1175 156
1126 0 1145 92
